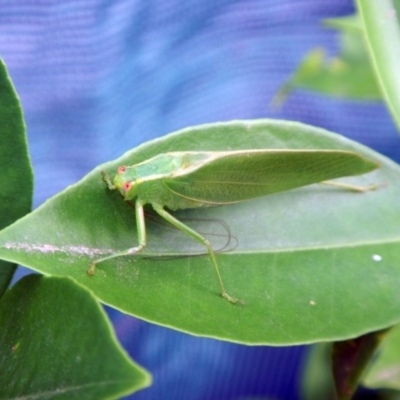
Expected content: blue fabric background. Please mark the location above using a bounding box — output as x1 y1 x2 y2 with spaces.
2 1 398 399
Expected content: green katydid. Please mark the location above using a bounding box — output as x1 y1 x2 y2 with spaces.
88 150 379 304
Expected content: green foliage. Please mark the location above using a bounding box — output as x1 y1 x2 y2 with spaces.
275 0 400 136
272 14 381 106
2 2 400 397
364 325 400 390
0 59 33 297
0 275 150 399
302 344 335 400
357 0 400 132
0 59 150 399
0 119 396 345
280 1 400 397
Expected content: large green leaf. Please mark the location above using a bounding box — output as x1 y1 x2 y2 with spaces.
357 0 400 131
0 274 151 399
0 58 33 297
0 120 397 345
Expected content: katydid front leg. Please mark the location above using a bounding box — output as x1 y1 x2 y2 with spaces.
102 170 116 190
87 198 146 275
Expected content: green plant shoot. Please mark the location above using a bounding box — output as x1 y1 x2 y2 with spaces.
88 150 379 304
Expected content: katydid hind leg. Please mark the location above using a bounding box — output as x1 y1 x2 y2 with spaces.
152 203 240 304
88 199 147 275
321 180 380 192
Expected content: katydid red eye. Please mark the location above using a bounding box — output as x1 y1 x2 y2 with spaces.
122 182 132 191
118 166 127 174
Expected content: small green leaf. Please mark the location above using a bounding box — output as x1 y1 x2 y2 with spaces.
357 0 400 131
363 324 400 390
0 58 33 297
0 120 395 345
272 14 381 105
0 275 151 399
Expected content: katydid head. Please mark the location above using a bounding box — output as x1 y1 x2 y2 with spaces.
113 166 138 200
